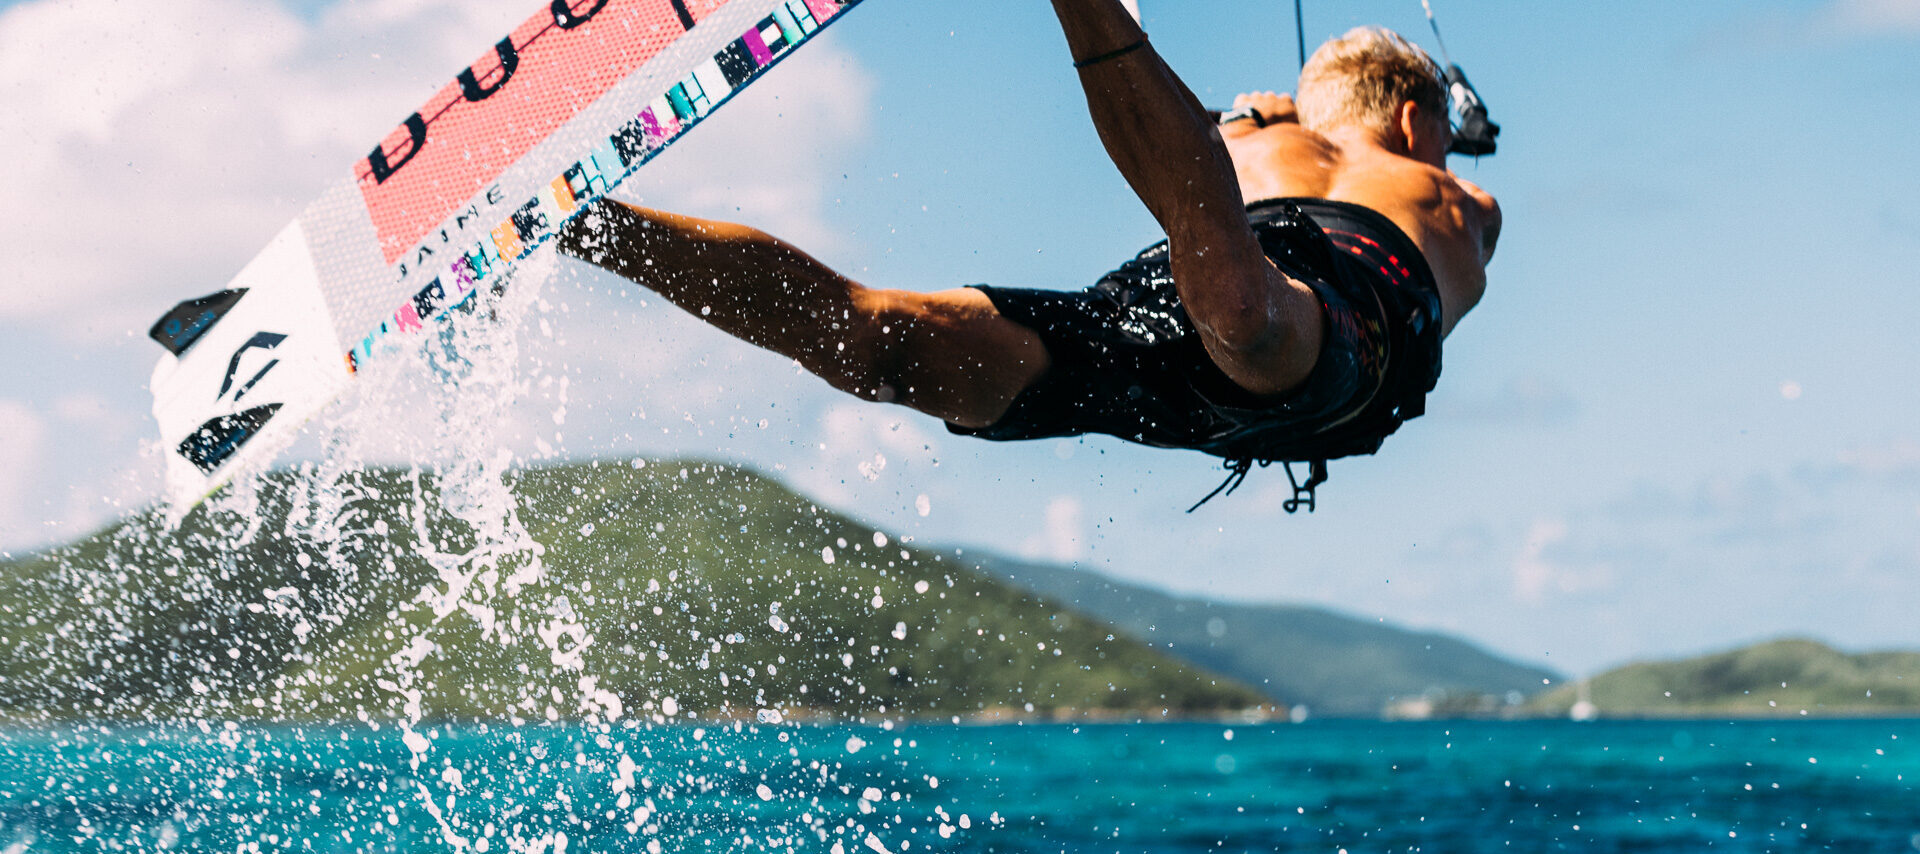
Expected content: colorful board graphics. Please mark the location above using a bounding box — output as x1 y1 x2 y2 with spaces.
150 0 863 513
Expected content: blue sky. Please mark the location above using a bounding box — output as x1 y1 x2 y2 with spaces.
1 0 1916 676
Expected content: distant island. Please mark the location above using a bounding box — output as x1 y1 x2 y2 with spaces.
8 457 1905 725
1527 638 1920 719
0 460 1268 724
964 554 1559 717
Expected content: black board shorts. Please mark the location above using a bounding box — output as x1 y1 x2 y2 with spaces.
947 198 1442 464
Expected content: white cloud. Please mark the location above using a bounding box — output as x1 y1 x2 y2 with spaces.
0 399 49 550
0 0 585 338
1020 495 1084 564
1820 0 1920 34
1444 457 1920 672
44 444 165 551
784 403 943 505
50 391 112 425
1511 517 1566 605
1430 375 1579 425
1720 0 1920 49
1508 516 1620 607
1837 437 1920 479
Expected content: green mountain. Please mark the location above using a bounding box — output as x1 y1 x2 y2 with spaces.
1528 638 1920 718
0 460 1267 723
969 556 1560 717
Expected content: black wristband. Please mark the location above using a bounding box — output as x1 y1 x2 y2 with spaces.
1072 35 1149 69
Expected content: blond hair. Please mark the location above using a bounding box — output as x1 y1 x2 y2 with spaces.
1296 26 1446 135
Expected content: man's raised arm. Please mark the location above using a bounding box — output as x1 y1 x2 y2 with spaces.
1048 1 1244 235
1048 1 1322 396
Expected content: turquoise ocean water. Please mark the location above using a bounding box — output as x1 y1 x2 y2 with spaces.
3 719 1915 852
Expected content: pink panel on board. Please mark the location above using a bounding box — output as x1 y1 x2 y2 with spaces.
355 0 734 265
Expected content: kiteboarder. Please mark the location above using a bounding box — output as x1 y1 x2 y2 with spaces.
558 0 1500 507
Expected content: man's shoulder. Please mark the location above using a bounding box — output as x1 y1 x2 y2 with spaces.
1446 174 1501 258
1451 174 1499 214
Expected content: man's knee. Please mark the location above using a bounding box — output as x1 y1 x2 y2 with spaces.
819 288 921 402
1174 261 1326 396
826 288 1045 424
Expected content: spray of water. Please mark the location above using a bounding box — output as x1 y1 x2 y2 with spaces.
0 246 964 853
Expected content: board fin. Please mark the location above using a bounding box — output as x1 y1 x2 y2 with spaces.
176 403 283 475
150 289 247 356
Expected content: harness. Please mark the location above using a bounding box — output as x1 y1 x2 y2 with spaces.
1187 200 1442 513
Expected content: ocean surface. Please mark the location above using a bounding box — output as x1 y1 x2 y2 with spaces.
2 718 1915 853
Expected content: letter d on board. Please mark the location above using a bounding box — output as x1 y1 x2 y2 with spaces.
458 38 521 102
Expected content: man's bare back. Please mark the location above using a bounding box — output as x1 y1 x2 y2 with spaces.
1221 92 1500 336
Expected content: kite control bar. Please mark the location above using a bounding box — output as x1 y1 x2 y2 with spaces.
1421 0 1499 156
1443 63 1498 156
1210 105 1267 127
1227 1 1499 155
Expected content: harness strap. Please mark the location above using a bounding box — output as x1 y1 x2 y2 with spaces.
1282 459 1330 513
1186 458 1330 513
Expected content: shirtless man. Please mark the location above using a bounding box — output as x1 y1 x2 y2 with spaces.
558 0 1500 505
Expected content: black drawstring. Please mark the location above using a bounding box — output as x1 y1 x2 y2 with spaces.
1187 458 1260 512
1182 456 1259 510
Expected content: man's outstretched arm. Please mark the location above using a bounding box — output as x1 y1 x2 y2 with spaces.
1049 1 1321 395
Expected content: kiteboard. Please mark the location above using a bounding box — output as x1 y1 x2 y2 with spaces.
148 0 863 514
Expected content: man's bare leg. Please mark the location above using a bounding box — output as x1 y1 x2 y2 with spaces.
1049 0 1322 396
557 200 1046 428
